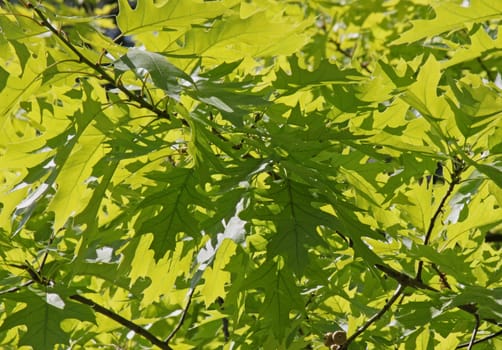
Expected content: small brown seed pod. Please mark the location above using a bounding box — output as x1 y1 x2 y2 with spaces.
324 332 334 346
331 330 347 345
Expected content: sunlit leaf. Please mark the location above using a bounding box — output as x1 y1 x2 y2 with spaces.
392 0 502 45
0 289 95 349
1 1 501 349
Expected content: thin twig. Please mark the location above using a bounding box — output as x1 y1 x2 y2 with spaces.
165 285 196 344
70 294 172 350
38 227 63 274
5 263 173 349
216 296 230 341
342 284 405 349
329 38 372 73
457 304 500 327
23 0 172 121
431 263 451 290
466 313 480 350
332 159 464 347
375 264 438 291
331 38 353 59
416 159 463 281
0 280 34 295
376 264 500 327
457 329 502 349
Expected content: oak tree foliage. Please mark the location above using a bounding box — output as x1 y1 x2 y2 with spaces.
0 0 501 349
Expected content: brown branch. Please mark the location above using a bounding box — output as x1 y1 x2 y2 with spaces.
375 264 438 291
339 222 453 346
431 263 451 290
216 296 230 341
8 262 47 285
70 294 172 350
457 329 502 349
0 280 34 295
485 232 502 243
5 263 176 349
457 304 500 328
416 158 463 281
466 313 480 350
38 227 64 276
341 284 405 349
330 38 353 59
376 264 501 327
328 37 372 73
344 261 499 348
165 285 196 344
23 0 172 121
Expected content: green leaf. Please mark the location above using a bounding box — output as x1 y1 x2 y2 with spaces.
116 0 232 36
443 286 502 323
170 12 310 61
113 49 194 96
401 55 445 122
392 0 502 45
9 80 106 232
441 25 502 69
243 178 326 274
446 79 502 139
0 289 95 350
0 65 8 92
201 239 237 306
134 167 211 259
190 78 270 126
244 258 304 338
1 1 502 349
468 162 502 189
273 56 363 95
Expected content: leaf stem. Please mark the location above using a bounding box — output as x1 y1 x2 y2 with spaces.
70 294 173 350
375 264 438 291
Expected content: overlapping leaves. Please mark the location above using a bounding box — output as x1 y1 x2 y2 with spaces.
0 0 501 349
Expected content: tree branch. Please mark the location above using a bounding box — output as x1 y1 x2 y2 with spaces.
70 294 172 350
466 313 480 350
375 264 438 291
0 280 34 295
216 296 230 341
416 158 464 281
165 285 196 344
340 190 459 348
341 284 405 349
457 329 502 349
328 38 372 73
431 263 451 290
376 263 501 327
23 0 173 121
6 263 176 349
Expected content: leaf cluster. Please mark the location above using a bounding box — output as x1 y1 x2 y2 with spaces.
0 0 501 349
